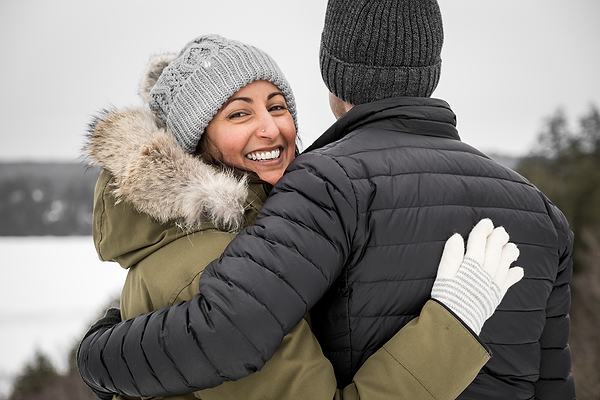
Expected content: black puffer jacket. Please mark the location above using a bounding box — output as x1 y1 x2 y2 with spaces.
78 97 575 399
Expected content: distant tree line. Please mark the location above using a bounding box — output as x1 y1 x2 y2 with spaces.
0 163 100 236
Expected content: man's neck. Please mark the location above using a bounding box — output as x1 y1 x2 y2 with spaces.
329 92 354 120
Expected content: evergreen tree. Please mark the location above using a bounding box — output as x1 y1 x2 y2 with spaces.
9 351 57 397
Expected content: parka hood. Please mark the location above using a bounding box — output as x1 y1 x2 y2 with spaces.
84 106 249 233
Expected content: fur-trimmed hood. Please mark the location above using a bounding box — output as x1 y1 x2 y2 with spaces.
84 106 249 232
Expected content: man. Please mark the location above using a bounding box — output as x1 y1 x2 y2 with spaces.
78 0 575 399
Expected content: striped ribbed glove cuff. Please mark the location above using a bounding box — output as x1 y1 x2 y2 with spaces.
431 257 502 335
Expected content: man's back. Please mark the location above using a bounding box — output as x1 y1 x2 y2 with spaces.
303 97 574 398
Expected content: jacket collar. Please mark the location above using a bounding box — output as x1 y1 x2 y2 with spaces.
304 97 459 154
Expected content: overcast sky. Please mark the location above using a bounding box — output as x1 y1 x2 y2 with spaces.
1 0 599 162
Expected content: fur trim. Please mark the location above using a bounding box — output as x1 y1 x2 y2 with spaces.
84 107 248 232
138 53 178 104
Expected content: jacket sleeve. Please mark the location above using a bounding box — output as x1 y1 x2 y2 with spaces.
77 153 358 397
533 203 576 399
334 300 491 400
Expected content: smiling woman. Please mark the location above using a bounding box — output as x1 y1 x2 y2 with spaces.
199 80 297 186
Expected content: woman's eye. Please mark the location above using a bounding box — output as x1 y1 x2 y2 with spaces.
269 105 287 112
228 111 248 119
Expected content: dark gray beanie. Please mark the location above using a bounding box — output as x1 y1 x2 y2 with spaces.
149 34 297 154
320 0 444 104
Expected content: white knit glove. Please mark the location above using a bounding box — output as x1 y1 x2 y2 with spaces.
431 219 524 335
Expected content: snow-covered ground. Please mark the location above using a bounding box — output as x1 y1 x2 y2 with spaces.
0 236 126 397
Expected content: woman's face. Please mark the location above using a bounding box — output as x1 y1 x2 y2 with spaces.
205 80 296 186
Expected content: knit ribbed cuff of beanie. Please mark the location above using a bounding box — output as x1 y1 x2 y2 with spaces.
320 46 441 105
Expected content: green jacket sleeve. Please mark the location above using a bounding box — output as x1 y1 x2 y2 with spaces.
335 300 491 400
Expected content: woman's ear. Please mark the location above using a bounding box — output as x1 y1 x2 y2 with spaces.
138 53 177 104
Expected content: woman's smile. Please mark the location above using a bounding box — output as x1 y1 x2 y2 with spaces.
246 147 282 162
204 80 296 185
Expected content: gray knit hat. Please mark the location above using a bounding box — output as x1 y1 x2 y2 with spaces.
149 34 298 154
320 0 444 104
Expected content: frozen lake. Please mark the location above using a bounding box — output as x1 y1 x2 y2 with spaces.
0 236 127 397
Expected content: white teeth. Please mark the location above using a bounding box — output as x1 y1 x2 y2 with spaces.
247 149 280 161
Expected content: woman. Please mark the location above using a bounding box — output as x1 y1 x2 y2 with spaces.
80 34 522 400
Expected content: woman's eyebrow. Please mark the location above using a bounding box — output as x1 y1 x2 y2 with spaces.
222 91 284 109
222 96 253 108
268 91 284 100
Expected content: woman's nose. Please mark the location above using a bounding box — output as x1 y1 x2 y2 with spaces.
257 114 278 139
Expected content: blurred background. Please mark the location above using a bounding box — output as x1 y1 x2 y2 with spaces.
1 0 599 398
